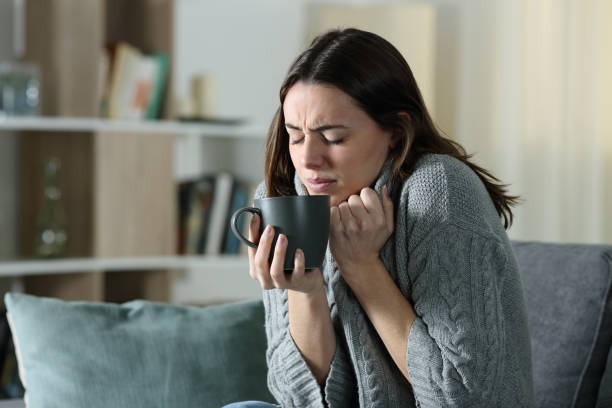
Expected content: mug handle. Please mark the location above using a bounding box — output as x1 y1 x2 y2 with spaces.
230 207 262 249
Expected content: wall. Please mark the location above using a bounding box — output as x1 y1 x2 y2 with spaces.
173 0 306 127
454 0 612 244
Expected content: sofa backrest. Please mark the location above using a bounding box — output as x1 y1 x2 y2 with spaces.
513 241 612 408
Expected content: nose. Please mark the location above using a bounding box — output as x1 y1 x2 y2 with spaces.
300 135 325 169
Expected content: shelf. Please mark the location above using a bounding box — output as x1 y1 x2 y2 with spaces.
0 255 249 277
0 116 266 139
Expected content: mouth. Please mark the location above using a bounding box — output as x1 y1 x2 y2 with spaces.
306 178 336 193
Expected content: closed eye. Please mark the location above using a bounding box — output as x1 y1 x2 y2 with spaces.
286 123 347 145
325 137 344 145
289 135 344 145
287 129 304 145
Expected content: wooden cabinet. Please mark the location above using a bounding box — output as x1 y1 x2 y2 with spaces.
16 0 176 302
19 131 175 302
1 117 262 303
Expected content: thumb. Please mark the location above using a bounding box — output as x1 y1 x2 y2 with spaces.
382 185 394 232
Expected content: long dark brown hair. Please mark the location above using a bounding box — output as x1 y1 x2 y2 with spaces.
265 28 519 229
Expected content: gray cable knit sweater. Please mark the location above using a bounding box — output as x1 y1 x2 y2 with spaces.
255 154 535 407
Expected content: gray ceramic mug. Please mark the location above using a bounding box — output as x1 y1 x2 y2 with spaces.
230 195 330 270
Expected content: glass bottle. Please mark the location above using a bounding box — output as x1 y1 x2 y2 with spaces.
35 157 68 258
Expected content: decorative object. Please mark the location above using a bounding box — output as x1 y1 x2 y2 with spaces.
35 157 67 258
0 62 40 117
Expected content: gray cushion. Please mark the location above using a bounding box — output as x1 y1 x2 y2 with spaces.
596 344 612 408
513 242 612 408
5 293 275 408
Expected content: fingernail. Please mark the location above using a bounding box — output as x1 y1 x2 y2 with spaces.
278 234 286 244
295 249 303 260
265 225 271 235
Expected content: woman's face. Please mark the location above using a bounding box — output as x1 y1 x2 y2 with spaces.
284 81 393 206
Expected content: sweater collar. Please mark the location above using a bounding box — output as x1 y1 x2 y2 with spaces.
293 160 393 200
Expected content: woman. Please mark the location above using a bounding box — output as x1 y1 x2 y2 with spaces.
227 28 535 408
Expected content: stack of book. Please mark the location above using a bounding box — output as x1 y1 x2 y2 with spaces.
178 173 256 256
99 42 169 120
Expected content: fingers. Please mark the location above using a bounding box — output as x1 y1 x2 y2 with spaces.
348 194 368 220
290 248 306 281
331 187 392 234
340 190 371 232
362 187 385 231
330 206 343 235
285 251 323 293
247 214 260 279
338 202 356 232
253 225 275 289
360 187 383 216
269 234 288 288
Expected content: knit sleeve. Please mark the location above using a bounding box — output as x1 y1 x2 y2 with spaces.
263 289 325 407
323 334 357 407
405 224 508 407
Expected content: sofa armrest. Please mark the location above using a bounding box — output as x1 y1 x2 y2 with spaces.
0 399 25 408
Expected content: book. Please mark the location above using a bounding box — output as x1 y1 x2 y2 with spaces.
223 182 249 254
105 42 165 120
177 180 194 254
182 190 203 255
204 172 235 255
181 176 215 255
106 42 136 118
99 44 120 118
195 177 216 253
145 53 168 119
97 48 110 117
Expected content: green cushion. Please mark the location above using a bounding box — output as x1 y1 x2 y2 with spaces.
4 293 275 408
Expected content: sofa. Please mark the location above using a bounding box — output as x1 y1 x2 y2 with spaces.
1 241 611 408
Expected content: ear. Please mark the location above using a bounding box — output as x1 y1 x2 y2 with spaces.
397 111 411 122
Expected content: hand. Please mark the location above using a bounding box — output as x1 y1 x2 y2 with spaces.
247 213 324 294
329 186 394 282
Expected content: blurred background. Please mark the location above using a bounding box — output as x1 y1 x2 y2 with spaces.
0 0 610 399
0 0 611 305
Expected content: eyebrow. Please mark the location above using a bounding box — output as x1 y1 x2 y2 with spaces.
285 123 349 132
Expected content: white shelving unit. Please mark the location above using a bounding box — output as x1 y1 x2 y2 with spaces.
0 2 270 305
0 116 266 139
0 116 264 303
0 255 249 277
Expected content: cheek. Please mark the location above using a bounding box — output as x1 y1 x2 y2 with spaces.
343 140 389 183
350 141 385 168
288 146 300 168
